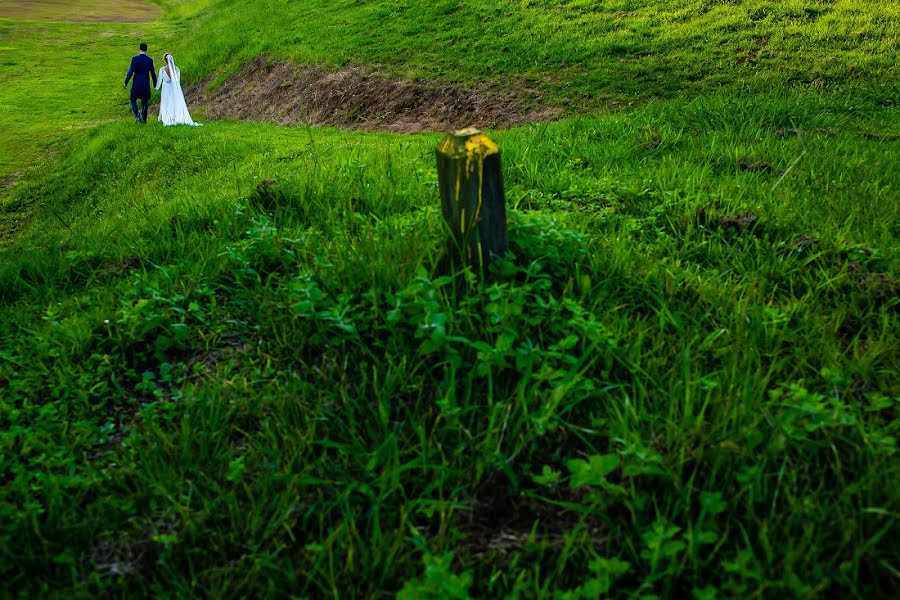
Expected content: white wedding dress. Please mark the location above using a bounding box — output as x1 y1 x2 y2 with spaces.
155 56 200 126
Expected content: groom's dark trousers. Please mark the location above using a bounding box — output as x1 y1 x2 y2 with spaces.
125 54 157 122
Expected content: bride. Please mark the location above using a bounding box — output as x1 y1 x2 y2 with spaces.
155 54 201 126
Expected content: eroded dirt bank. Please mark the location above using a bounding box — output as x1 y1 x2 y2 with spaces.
185 57 562 133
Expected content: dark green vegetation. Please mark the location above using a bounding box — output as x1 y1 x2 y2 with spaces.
1 1 898 598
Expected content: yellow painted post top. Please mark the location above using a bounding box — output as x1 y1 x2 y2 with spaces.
436 128 500 160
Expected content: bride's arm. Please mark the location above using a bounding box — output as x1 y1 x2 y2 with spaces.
155 73 163 91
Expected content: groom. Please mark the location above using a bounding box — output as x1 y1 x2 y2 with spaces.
124 43 157 124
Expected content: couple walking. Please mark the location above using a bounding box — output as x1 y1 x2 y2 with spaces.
124 43 200 126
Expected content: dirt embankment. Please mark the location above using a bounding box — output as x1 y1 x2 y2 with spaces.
185 57 561 134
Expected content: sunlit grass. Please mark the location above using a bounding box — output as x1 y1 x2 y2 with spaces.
0 0 897 597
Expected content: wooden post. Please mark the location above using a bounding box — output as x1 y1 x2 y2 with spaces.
436 128 507 269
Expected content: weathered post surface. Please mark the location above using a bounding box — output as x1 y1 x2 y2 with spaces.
436 127 507 269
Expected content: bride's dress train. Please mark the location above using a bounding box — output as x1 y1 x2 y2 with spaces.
156 55 200 126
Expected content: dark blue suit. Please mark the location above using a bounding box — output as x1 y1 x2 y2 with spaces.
125 53 157 123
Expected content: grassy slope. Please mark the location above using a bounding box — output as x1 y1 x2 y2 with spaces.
176 0 900 105
0 20 153 180
1 1 899 598
0 0 203 185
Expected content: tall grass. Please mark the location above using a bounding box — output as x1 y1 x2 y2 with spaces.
2 95 897 597
0 0 897 597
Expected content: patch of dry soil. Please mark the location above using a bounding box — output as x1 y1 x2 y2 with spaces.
186 57 562 134
0 0 159 23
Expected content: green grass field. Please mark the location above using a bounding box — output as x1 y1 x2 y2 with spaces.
1 1 898 597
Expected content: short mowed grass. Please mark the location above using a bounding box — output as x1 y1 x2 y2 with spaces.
1 1 898 598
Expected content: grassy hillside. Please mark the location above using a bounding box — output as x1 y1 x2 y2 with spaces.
174 0 900 103
1 0 898 598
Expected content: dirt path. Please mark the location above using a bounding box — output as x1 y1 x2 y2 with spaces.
0 0 159 22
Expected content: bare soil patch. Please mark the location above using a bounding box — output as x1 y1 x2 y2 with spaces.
0 0 158 23
858 131 900 142
186 57 562 134
737 159 785 175
456 471 606 562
